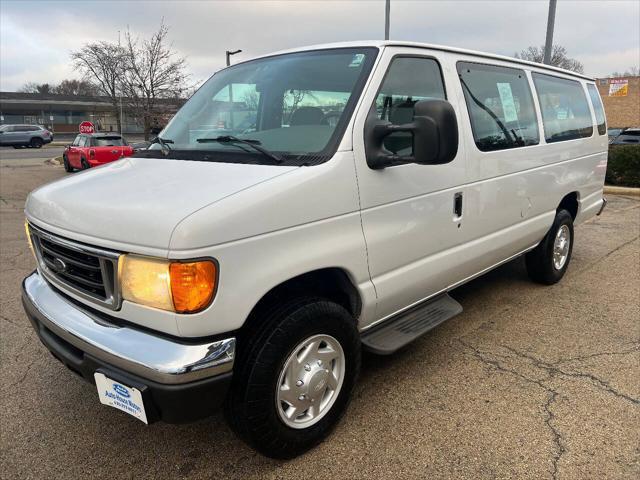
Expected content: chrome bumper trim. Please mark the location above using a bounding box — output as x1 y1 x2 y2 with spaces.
23 272 234 385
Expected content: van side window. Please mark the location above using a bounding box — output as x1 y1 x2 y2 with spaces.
586 84 606 135
532 73 593 142
457 62 539 152
374 57 446 155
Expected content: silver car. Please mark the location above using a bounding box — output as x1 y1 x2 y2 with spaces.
0 124 53 148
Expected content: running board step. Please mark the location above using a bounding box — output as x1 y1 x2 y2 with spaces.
361 294 463 355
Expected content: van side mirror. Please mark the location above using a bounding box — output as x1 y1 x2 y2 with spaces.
364 99 459 169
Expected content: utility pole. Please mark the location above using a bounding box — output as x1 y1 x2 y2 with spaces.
225 50 242 130
118 30 124 134
226 49 242 67
384 0 390 40
543 0 557 65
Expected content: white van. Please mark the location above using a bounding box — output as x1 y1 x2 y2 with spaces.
22 41 607 458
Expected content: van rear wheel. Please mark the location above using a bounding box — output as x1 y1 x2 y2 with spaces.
526 209 574 285
225 298 360 459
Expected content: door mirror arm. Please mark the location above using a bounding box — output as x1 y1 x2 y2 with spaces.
365 119 416 169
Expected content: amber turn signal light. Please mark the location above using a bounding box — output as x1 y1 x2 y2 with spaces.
169 260 217 314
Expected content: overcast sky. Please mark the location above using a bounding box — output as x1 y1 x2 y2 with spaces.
1 0 639 91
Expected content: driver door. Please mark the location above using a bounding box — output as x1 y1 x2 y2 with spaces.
352 47 469 324
68 135 82 166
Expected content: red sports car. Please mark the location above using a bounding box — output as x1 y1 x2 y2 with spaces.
63 133 134 172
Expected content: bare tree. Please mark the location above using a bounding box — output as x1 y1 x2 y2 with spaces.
54 79 99 96
71 42 126 132
120 21 190 139
515 45 584 74
19 82 54 94
609 66 640 77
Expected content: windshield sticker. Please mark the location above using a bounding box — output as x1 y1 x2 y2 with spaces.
496 82 518 123
349 54 365 67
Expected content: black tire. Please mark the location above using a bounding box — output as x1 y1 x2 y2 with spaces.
225 298 360 459
12 145 20 149
30 137 43 148
63 155 73 172
526 209 574 285
81 158 90 170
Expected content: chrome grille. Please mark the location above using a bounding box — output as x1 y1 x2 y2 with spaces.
28 223 121 310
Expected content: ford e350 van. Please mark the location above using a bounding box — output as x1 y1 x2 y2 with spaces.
21 41 608 458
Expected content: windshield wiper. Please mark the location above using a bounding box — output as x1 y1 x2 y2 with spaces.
459 77 516 146
150 136 173 155
196 135 282 164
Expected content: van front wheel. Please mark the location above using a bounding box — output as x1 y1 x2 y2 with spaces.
526 209 574 285
225 298 360 459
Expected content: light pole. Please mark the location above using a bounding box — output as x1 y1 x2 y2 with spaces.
543 0 557 65
384 0 390 40
118 30 124 134
225 50 242 130
226 49 242 67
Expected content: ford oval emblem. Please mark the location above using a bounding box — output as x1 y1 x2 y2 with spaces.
51 258 67 273
113 383 131 398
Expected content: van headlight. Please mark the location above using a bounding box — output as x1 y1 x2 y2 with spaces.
120 255 217 314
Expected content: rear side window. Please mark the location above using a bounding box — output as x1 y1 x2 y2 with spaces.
93 136 126 146
374 56 446 155
458 62 539 152
586 84 606 135
532 73 593 142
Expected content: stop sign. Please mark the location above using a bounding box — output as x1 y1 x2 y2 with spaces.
79 121 95 134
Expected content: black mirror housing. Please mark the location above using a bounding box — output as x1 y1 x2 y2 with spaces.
364 99 459 169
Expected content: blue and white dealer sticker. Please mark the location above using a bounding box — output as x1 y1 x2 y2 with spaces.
94 372 148 424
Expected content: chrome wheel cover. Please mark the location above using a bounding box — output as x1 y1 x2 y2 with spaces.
553 224 571 270
276 334 345 429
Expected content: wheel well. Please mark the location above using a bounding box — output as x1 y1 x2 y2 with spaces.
558 192 579 220
240 268 362 335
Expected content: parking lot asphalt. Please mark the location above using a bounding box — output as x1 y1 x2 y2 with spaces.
0 146 64 167
1 162 638 480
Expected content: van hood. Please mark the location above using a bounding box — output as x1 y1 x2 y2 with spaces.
26 157 296 252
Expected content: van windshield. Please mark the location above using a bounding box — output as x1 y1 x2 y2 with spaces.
140 48 377 165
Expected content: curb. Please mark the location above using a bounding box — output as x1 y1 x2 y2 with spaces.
604 185 640 197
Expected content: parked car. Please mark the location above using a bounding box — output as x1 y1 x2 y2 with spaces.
610 127 640 145
62 133 134 172
607 127 624 143
0 124 53 148
22 41 608 459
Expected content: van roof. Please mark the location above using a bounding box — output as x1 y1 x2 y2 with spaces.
250 41 594 82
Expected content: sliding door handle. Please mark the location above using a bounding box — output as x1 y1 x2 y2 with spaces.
453 192 463 219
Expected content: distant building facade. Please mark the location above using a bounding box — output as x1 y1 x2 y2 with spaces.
0 92 183 134
596 76 640 128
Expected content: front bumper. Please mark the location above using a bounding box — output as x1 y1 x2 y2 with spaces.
22 271 235 423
